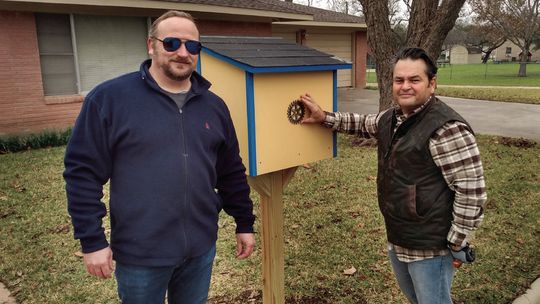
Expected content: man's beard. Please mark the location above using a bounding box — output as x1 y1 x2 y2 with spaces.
163 58 193 81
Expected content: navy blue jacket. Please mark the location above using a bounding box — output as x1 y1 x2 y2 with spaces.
64 60 255 266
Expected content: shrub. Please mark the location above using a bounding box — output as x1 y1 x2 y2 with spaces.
0 128 72 153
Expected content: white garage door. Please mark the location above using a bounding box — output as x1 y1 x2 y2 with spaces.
75 15 148 93
272 28 352 87
305 31 352 87
272 29 297 43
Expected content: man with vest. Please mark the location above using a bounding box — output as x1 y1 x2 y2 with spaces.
299 47 486 304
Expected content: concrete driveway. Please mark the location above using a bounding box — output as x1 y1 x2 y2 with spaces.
337 88 540 141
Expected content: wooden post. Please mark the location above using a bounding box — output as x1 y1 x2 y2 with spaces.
248 167 297 304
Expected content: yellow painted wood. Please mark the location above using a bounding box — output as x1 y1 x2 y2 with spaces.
253 71 334 175
199 53 250 167
247 167 297 304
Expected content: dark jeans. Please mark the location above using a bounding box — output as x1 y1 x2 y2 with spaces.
115 246 216 304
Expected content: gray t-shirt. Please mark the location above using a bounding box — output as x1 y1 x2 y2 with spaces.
164 90 189 109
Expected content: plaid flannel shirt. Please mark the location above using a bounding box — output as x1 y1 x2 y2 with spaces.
323 97 487 262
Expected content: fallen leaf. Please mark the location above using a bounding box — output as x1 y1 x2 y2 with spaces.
248 290 260 299
74 251 84 258
343 266 357 275
9 180 25 192
50 224 70 234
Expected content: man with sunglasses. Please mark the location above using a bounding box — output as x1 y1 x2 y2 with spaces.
64 10 256 303
298 48 486 303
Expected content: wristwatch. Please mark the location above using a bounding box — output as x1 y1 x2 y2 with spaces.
447 242 476 263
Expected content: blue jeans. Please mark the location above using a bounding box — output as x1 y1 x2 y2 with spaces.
389 249 455 304
115 246 216 304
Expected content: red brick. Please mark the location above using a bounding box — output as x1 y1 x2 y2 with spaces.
0 10 81 136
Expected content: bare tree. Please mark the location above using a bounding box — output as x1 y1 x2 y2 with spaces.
468 23 507 63
359 0 466 110
443 22 507 63
470 0 540 77
327 0 362 15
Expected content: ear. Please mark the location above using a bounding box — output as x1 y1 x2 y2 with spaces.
429 76 437 93
147 37 154 56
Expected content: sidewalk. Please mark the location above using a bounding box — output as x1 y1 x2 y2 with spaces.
338 87 540 141
514 278 540 304
0 282 16 304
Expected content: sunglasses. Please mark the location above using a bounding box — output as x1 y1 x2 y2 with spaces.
151 36 202 55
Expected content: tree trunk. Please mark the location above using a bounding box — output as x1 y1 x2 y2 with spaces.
482 50 492 63
518 63 527 77
518 47 530 77
359 0 398 111
420 0 467 63
359 0 466 111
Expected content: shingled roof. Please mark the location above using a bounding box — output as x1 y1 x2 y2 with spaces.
201 36 352 72
160 0 364 24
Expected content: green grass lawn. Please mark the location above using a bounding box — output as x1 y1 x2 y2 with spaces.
365 63 540 104
366 63 540 87
1 135 539 303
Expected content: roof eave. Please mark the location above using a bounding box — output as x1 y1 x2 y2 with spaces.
273 20 366 29
0 0 314 21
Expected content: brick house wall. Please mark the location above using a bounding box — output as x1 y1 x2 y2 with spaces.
1 11 365 136
0 11 83 136
199 20 271 36
354 31 367 88
0 12 275 136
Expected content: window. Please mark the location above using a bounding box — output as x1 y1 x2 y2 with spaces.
35 14 77 95
35 13 149 96
505 47 512 54
74 15 148 93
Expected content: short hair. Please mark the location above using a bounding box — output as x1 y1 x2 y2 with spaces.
393 48 438 80
149 11 197 38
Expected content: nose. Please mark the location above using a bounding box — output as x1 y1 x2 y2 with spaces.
401 80 412 90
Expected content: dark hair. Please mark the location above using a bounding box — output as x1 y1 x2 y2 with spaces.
393 48 438 80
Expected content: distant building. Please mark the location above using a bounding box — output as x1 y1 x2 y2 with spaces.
491 40 540 62
449 45 482 64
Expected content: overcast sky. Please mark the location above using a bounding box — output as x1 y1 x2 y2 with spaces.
291 0 328 9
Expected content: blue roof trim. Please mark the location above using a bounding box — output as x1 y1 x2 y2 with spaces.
245 72 257 176
248 64 352 73
196 55 201 74
202 48 352 74
332 70 337 158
